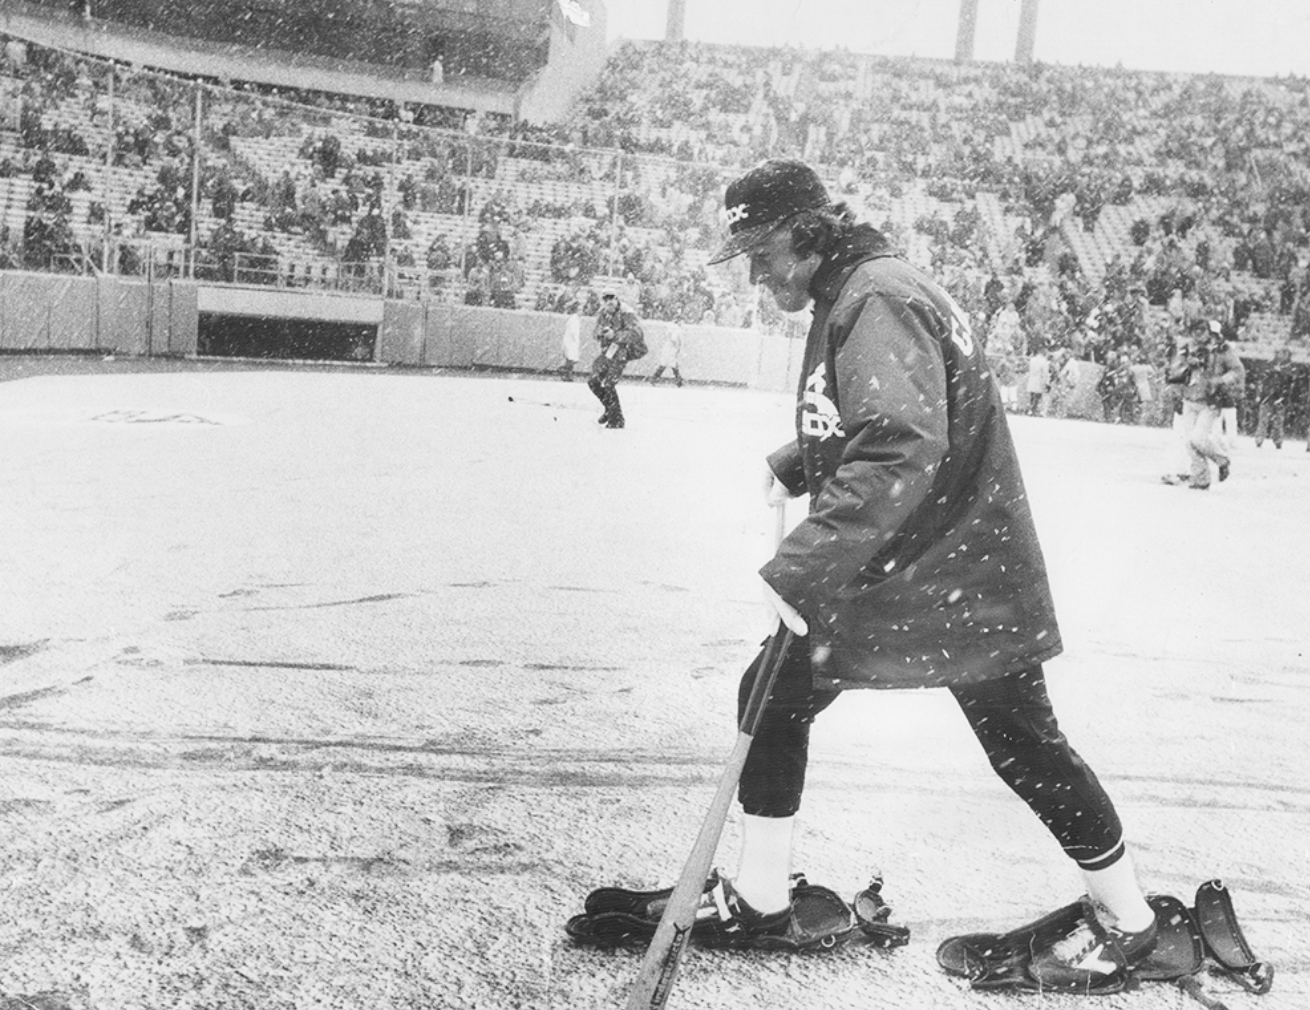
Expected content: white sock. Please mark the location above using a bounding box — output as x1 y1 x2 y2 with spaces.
732 813 794 914
1081 849 1155 933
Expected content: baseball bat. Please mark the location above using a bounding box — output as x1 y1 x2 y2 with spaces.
624 504 793 1010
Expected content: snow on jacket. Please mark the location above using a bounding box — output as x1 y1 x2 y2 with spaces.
760 226 1062 691
593 305 645 359
1167 344 1245 405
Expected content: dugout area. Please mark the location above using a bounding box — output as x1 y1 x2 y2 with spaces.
198 314 377 363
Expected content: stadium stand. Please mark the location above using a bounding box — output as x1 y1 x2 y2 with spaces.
0 7 1308 428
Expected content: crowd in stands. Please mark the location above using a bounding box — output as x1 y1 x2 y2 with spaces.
1 29 1309 430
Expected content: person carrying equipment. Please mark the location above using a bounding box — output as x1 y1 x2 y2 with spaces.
586 292 646 429
575 159 1166 991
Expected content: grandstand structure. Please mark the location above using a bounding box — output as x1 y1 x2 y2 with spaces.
0 3 1307 385
1 0 607 121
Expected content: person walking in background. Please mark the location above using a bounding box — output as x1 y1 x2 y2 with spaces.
986 299 1023 411
991 347 1020 411
1254 347 1294 449
1159 375 1191 483
1096 349 1139 424
1047 348 1078 419
647 321 685 387
1026 346 1051 416
586 292 647 429
1163 320 1245 490
559 300 582 381
1211 321 1243 456
1128 348 1155 425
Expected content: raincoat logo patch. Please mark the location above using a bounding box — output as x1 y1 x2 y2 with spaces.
944 291 976 356
802 363 845 440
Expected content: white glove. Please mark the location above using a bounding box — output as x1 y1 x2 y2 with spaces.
762 467 792 507
762 580 808 636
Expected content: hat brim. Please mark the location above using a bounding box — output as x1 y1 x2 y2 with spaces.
706 220 781 266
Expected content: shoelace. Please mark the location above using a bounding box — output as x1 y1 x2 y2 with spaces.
1049 921 1103 965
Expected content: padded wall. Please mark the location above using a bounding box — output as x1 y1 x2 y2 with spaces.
0 273 96 350
0 273 197 356
98 277 151 356
379 299 425 365
0 271 801 392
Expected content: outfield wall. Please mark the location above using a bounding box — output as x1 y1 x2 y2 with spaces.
0 273 805 393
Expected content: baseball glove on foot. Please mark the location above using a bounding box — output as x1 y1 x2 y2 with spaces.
566 870 870 953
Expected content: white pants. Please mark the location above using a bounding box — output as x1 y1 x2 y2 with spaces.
1181 400 1228 487
1167 410 1190 475
1216 406 1238 456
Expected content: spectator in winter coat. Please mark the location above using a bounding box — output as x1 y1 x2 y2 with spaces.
559 301 582 381
1026 349 1051 415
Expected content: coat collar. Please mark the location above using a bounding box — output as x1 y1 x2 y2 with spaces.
809 224 895 306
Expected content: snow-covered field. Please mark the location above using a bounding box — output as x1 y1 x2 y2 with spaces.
1 362 1305 1010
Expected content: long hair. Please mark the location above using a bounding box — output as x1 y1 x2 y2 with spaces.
786 201 866 258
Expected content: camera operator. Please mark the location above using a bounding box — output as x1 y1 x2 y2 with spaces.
586 292 647 429
1162 319 1245 490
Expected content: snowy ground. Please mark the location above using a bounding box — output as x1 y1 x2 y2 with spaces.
0 360 1306 1010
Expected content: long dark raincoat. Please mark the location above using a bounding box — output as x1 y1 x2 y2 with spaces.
761 226 1062 690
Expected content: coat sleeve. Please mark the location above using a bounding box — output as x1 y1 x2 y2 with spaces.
612 312 643 350
766 442 806 495
760 291 950 616
1216 349 1245 390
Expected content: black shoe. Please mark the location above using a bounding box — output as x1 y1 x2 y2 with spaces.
566 870 861 952
691 875 866 951
1027 902 1158 992
1218 460 1230 482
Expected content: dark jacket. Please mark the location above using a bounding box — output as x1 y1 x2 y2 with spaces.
760 226 1062 691
1258 362 1293 405
593 304 646 361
